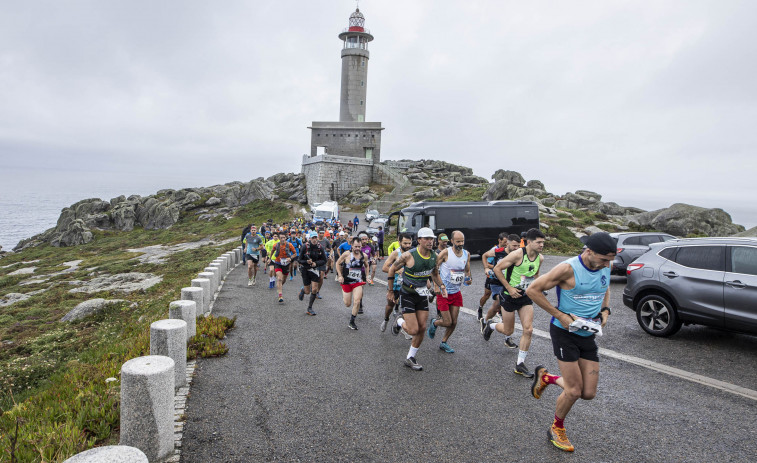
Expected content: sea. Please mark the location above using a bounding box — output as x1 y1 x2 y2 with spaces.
1 167 755 251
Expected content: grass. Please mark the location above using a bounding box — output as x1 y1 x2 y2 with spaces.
0 198 295 462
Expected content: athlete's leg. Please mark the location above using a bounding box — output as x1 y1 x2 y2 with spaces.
485 299 500 321
442 305 459 342
342 288 353 308
555 360 583 420
479 288 491 309
517 305 534 351
247 259 254 279
351 286 363 316
495 310 516 336
577 358 599 400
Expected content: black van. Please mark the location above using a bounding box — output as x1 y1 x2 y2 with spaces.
388 201 540 256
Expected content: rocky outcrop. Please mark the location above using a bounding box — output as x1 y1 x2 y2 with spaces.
624 203 745 237
492 170 525 186
341 186 380 205
733 226 757 237
14 174 306 249
60 298 129 322
68 272 163 294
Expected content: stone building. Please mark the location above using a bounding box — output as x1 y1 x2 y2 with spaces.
302 7 386 205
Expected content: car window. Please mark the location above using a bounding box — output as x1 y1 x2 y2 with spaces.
661 235 677 241
659 247 677 260
672 245 725 271
640 235 662 246
730 246 757 276
623 236 642 245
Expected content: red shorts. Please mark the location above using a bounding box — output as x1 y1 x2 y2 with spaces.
437 291 463 311
341 282 366 293
273 263 290 275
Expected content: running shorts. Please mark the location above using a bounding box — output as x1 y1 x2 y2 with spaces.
399 291 429 314
550 323 599 362
499 294 533 312
341 282 366 293
437 291 463 312
301 266 319 286
273 263 290 275
261 249 267 258
490 284 504 300
246 254 259 263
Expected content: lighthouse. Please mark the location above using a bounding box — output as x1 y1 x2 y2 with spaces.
338 8 374 122
302 6 386 205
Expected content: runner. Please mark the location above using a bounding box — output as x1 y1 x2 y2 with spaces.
436 233 448 254
480 234 521 323
380 233 412 332
265 232 279 289
240 223 251 265
316 228 332 299
288 231 302 281
427 231 471 353
335 236 372 330
525 232 614 452
478 233 508 320
376 226 385 259
387 227 446 371
244 225 263 286
298 231 327 316
481 228 545 378
369 236 379 284
387 239 400 256
270 236 297 303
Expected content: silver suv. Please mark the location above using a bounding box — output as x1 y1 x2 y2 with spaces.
622 237 757 337
610 232 677 275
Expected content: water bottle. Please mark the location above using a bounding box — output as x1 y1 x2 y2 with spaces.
464 275 471 286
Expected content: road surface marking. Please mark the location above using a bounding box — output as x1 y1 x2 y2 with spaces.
373 278 757 402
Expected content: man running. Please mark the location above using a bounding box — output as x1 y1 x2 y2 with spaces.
478 233 508 320
270 237 297 303
480 234 521 323
298 231 327 316
387 227 446 371
481 228 546 378
427 231 471 353
380 233 412 332
525 232 614 453
336 237 372 330
265 232 279 289
244 225 263 286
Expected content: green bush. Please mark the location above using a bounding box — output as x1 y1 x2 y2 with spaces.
558 219 574 227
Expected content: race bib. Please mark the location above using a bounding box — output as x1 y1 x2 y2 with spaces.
450 271 465 285
348 269 363 281
415 287 431 297
518 276 535 289
569 317 603 336
279 258 291 266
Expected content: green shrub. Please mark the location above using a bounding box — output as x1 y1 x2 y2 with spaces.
558 219 573 227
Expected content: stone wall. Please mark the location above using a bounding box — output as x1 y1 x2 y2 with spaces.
302 155 374 205
308 121 382 161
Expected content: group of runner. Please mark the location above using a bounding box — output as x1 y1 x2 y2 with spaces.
243 217 617 453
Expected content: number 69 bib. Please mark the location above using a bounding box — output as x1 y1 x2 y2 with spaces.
449 271 465 285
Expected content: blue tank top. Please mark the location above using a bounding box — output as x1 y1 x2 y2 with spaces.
552 255 610 337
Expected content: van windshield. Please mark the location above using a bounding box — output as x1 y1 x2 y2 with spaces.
314 211 331 219
398 212 420 233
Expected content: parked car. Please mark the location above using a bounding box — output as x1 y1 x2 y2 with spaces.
610 232 677 275
623 237 757 337
365 209 379 222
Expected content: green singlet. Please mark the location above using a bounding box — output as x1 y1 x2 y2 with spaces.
401 248 436 290
504 250 541 295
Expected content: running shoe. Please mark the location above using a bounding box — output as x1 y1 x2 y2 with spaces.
278 296 284 304
404 356 422 371
400 327 412 340
532 365 549 399
380 319 388 332
514 362 534 378
504 337 518 349
548 424 574 452
307 307 316 316
427 318 437 339
358 306 364 315
252 276 256 285
479 317 486 334
289 275 293 281
477 307 483 320
349 320 358 330
316 293 322 300
298 288 305 301
248 279 252 286
439 342 455 353
483 322 494 341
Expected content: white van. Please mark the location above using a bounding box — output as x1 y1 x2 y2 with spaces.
313 201 339 224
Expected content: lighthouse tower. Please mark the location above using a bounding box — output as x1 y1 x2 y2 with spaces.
338 8 373 122
302 6 386 205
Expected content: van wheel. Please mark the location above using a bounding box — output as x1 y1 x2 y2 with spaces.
635 294 682 337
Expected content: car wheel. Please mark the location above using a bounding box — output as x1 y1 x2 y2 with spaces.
635 294 682 337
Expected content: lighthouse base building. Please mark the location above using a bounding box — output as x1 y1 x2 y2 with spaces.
301 7 387 205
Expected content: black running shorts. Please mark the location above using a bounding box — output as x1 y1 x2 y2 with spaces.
399 291 429 314
301 266 319 286
549 323 599 363
246 254 259 264
499 294 533 312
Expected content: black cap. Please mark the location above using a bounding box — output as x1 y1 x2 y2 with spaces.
582 232 617 255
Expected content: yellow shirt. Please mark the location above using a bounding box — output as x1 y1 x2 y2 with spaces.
265 239 279 255
387 241 400 254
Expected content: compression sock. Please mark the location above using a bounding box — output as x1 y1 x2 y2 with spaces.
517 350 528 364
554 415 565 429
543 373 561 385
308 294 317 308
407 346 419 359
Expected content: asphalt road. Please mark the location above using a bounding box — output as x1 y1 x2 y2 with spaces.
180 251 756 462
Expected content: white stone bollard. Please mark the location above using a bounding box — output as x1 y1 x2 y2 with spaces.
204 266 220 289
213 258 226 275
150 319 187 389
63 445 148 463
222 253 232 271
181 287 204 317
191 278 211 314
234 248 242 265
229 250 238 266
169 300 196 338
198 271 217 298
208 263 223 284
120 356 175 461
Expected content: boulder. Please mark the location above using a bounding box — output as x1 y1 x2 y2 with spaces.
526 179 545 190
69 273 163 294
438 185 461 196
50 219 93 247
414 188 438 199
575 190 602 201
111 203 136 231
624 203 745 237
0 292 30 307
541 196 557 207
733 226 757 237
482 182 544 201
491 170 525 186
205 197 222 206
61 298 127 322
584 226 605 235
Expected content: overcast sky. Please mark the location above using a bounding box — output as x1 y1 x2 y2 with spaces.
1 0 755 227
